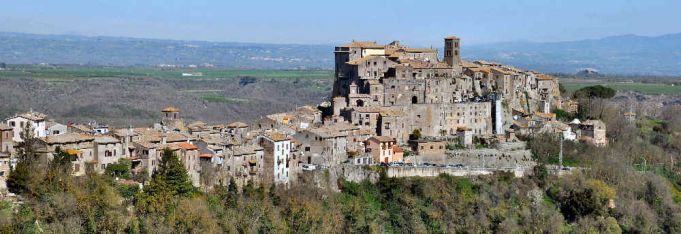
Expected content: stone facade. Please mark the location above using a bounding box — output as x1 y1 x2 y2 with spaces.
331 36 560 144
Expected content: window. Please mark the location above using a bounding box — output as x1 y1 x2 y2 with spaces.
305 147 310 152
101 164 106 170
9 121 14 127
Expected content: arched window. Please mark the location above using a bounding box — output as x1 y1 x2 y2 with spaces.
356 100 364 107
411 96 418 104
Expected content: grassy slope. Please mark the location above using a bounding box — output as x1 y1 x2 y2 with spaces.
561 79 681 95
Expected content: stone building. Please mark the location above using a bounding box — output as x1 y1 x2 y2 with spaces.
409 139 447 157
130 128 194 176
331 36 560 145
223 144 264 190
580 120 607 147
0 124 14 154
93 136 124 173
36 133 95 176
293 126 349 167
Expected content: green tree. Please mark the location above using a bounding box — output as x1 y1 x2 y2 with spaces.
573 85 616 99
146 148 194 197
532 164 549 188
558 83 566 95
269 183 280 206
7 124 41 195
409 129 422 140
573 85 616 119
553 108 574 121
41 148 75 194
105 159 132 179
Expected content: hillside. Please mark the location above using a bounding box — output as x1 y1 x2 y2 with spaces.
0 67 333 126
464 34 681 75
2 32 681 75
0 32 332 69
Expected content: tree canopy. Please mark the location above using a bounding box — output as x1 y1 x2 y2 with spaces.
573 85 616 99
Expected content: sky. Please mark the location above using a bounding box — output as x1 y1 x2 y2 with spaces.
1 0 680 46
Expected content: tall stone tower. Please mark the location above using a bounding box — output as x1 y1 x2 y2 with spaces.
444 36 461 67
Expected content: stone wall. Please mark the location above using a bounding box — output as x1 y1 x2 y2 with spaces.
386 166 529 178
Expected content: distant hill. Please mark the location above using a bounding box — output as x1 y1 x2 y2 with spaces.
2 32 681 75
463 34 681 76
0 32 332 69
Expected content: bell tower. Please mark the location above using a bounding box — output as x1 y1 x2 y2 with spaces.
444 36 461 67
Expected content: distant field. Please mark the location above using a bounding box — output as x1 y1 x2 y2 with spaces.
0 66 333 81
560 79 681 95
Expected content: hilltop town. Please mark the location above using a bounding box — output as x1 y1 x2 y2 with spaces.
0 36 607 192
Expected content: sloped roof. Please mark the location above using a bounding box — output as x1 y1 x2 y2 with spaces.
162 106 180 112
43 133 94 144
0 123 11 131
346 55 381 65
176 142 198 150
369 136 395 142
403 48 437 53
339 41 384 49
537 74 555 81
398 59 450 69
94 136 119 144
7 111 47 121
226 122 248 128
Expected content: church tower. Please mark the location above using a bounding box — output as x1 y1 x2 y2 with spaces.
444 36 461 67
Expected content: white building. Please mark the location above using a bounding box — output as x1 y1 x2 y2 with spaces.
46 121 68 136
562 128 577 141
5 111 47 142
258 133 291 185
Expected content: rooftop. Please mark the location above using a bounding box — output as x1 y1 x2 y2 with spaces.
43 133 94 144
369 136 395 142
226 121 248 128
8 111 48 121
162 106 180 112
339 41 384 49
94 136 120 144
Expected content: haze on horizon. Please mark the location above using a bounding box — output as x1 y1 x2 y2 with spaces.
1 0 680 46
